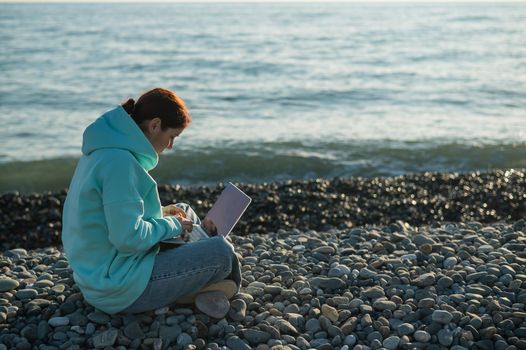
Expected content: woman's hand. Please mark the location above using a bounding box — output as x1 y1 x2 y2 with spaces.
162 204 187 218
175 216 193 241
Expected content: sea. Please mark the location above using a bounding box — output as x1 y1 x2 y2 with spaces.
1 2 525 193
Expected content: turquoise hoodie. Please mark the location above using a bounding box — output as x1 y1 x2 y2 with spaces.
62 106 183 314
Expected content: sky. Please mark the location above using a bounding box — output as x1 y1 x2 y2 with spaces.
1 0 525 2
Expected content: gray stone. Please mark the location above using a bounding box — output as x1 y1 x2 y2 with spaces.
367 331 383 342
277 319 299 335
328 267 346 278
443 257 457 268
412 273 435 287
86 323 96 335
437 276 454 289
363 287 385 299
432 310 453 324
306 318 322 333
321 304 339 323
313 246 335 254
418 298 435 308
37 320 50 340
296 336 310 349
87 311 110 325
229 299 247 322
67 312 88 326
264 285 282 295
478 245 494 254
92 329 118 348
227 336 251 350
176 333 192 348
51 284 66 293
438 329 453 346
310 277 345 290
241 329 272 345
343 334 357 346
401 254 417 262
15 288 38 299
359 268 377 279
20 324 38 341
33 279 54 288
413 234 436 246
159 324 182 344
287 313 305 329
48 317 69 327
59 301 76 315
373 300 397 311
383 336 400 350
245 286 264 296
397 323 415 336
124 321 145 340
284 303 300 314
414 330 431 343
310 338 331 348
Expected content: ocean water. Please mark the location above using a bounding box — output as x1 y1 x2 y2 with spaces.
0 2 525 192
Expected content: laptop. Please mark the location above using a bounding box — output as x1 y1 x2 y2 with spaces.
161 182 252 244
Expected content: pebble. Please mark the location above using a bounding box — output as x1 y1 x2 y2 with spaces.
310 277 345 290
229 299 247 322
321 304 339 323
397 323 415 336
432 310 453 324
359 268 377 279
413 273 435 287
373 300 397 311
437 276 454 289
241 329 272 345
48 317 69 327
383 336 400 350
87 311 110 325
92 328 118 348
227 336 251 350
414 330 431 342
15 289 38 299
0 198 525 350
438 329 453 346
343 334 357 346
443 257 457 268
176 333 192 347
363 286 385 299
306 318 322 333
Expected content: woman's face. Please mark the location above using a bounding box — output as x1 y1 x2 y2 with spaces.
142 118 184 155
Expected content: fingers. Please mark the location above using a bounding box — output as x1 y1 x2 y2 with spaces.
167 206 187 218
175 217 193 230
182 219 193 232
180 231 190 242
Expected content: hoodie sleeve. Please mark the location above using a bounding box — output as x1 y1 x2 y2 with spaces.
100 154 183 253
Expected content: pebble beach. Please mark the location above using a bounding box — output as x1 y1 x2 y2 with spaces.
1 170 526 350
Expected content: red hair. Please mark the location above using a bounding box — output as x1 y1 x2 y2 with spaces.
122 87 191 130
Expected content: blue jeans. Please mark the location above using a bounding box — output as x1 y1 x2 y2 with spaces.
121 203 241 314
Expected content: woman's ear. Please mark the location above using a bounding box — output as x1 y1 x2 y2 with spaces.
148 117 162 133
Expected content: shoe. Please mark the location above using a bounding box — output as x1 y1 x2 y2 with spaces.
195 291 230 319
176 279 237 304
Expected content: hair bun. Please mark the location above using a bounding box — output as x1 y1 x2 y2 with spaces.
121 98 135 115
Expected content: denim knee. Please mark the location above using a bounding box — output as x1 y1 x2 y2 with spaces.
209 236 235 269
216 236 235 255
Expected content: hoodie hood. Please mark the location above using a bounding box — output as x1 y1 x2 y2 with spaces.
82 106 158 171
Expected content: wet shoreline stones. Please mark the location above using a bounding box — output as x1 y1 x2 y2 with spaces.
1 220 525 349
1 169 525 250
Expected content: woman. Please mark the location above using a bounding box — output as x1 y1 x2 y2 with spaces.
62 88 240 316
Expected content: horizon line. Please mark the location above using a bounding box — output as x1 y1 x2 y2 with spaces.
1 0 526 3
